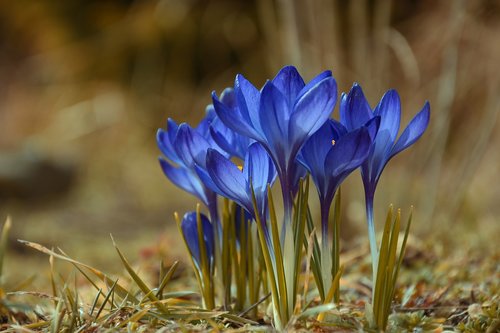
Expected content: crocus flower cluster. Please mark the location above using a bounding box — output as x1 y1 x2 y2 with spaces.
157 65 430 328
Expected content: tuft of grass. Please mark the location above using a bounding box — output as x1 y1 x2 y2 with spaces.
369 206 412 331
13 237 231 332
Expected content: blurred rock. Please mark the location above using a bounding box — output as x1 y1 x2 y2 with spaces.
0 147 75 203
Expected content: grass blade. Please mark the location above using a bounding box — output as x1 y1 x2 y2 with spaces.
111 236 170 314
156 261 179 298
19 240 138 303
0 217 12 282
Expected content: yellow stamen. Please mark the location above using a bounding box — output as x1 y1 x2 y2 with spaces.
237 165 243 172
331 139 336 146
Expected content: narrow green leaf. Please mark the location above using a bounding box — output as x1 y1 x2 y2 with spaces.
373 205 393 318
118 308 150 328
222 313 260 325
250 184 282 328
94 279 118 320
393 208 413 290
298 303 336 320
331 188 341 303
222 199 233 308
382 208 401 322
111 236 170 314
293 177 309 302
388 208 413 320
196 205 215 309
50 299 64 333
267 185 289 323
317 265 344 322
156 261 179 298
162 291 197 299
0 217 12 282
305 207 325 300
247 222 257 318
89 288 102 316
19 240 139 303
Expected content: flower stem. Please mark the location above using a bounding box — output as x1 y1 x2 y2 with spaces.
365 193 379 298
278 170 294 243
320 200 330 247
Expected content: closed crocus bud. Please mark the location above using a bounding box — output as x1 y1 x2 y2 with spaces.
340 83 430 277
180 212 214 272
298 119 374 239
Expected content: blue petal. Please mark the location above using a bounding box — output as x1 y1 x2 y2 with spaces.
390 101 430 157
259 81 290 148
340 83 373 130
175 124 213 168
234 74 263 135
289 76 337 148
206 149 252 212
197 106 216 137
246 142 276 198
195 165 222 196
325 127 371 180
271 66 305 108
159 158 208 204
167 118 179 143
219 87 237 108
181 212 214 268
297 121 334 193
297 70 332 101
368 90 403 178
212 91 261 140
329 119 348 138
364 116 381 141
373 89 401 147
209 123 233 156
157 129 182 165
209 120 249 160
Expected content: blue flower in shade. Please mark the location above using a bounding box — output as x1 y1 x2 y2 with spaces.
339 83 430 267
298 119 376 239
180 211 215 271
197 142 277 223
208 88 253 160
212 66 337 221
157 110 226 223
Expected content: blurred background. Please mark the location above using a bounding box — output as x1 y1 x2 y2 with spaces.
0 0 498 282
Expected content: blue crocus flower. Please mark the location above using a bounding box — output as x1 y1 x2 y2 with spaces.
340 83 430 268
180 211 215 272
298 119 375 240
212 66 337 222
197 142 276 224
158 119 210 203
157 111 225 223
208 88 253 160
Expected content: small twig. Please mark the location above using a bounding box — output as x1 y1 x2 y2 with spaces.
394 305 476 311
238 293 271 317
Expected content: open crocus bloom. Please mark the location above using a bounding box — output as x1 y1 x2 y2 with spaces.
212 66 337 223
